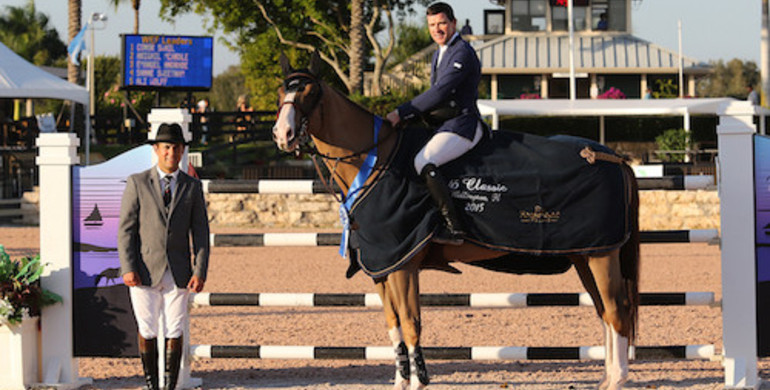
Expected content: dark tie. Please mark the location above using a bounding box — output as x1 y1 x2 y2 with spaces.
163 175 172 208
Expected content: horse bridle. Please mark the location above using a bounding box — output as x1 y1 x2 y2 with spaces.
276 71 324 156
276 71 398 200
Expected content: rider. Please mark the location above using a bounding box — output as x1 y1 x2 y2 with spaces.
386 2 489 246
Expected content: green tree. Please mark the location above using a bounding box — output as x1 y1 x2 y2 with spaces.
696 59 760 99
160 0 431 99
0 0 67 66
390 22 432 68
208 65 250 111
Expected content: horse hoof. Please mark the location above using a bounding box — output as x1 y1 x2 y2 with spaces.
409 381 427 390
603 378 628 390
392 379 409 390
597 375 609 390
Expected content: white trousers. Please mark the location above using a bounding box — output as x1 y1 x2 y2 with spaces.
129 268 189 339
414 122 484 174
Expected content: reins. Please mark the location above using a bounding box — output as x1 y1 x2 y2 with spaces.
278 71 398 201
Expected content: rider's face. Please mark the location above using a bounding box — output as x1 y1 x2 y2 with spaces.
427 12 456 47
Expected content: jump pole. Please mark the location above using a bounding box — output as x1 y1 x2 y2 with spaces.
717 101 759 389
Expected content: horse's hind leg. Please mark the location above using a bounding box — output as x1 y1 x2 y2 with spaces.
384 258 428 390
573 251 630 390
375 280 409 390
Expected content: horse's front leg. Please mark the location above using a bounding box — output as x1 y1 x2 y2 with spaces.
385 256 429 390
376 280 409 390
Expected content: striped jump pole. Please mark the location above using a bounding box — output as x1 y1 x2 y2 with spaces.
190 344 716 361
637 175 714 191
201 176 713 194
210 229 720 247
190 292 716 308
201 179 336 194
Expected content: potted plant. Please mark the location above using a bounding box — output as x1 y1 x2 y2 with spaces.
0 244 62 389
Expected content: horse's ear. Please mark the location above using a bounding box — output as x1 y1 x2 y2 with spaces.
308 50 322 76
279 52 292 77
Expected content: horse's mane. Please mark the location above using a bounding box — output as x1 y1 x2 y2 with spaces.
315 77 382 119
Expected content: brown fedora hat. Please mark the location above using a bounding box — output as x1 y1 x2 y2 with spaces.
148 123 188 145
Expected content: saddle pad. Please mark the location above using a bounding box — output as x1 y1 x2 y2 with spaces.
346 129 631 279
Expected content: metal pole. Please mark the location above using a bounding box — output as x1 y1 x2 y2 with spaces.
678 20 684 98
86 21 93 165
762 0 769 107
567 0 575 100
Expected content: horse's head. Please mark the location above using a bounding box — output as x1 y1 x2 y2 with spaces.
272 52 324 154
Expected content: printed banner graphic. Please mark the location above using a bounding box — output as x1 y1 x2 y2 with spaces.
73 146 152 357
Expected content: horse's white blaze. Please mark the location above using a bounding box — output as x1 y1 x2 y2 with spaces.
273 92 297 151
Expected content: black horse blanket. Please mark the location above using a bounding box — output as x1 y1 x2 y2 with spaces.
345 128 632 279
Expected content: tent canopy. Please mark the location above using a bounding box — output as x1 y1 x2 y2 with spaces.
0 42 88 104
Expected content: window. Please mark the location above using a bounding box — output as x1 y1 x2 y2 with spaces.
592 0 626 31
511 0 547 31
551 4 587 31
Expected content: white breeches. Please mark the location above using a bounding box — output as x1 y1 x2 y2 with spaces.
414 122 484 174
129 268 189 339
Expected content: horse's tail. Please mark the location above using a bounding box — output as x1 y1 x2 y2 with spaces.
619 162 640 343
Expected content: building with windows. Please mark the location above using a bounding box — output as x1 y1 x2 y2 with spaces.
477 0 710 99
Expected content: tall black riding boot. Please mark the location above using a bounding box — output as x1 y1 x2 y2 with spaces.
164 337 183 390
138 335 159 390
421 163 465 245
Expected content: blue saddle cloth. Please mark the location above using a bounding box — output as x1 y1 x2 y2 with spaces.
346 128 632 279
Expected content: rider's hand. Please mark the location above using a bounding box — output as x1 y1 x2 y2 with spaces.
386 110 401 127
122 271 140 287
187 275 205 293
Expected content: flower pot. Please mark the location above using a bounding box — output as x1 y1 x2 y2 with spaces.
0 316 39 390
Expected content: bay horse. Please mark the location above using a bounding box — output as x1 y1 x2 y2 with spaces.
272 53 639 390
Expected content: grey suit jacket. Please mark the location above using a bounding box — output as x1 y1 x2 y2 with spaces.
118 167 210 288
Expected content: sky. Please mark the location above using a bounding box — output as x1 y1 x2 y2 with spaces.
2 0 763 76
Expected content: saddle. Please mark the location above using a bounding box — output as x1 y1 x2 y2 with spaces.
345 128 633 279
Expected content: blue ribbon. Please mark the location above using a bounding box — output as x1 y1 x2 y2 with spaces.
339 116 382 257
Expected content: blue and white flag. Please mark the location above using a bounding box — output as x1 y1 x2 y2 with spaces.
67 22 89 66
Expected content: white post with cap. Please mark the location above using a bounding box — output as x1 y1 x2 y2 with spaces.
717 101 759 389
36 133 93 388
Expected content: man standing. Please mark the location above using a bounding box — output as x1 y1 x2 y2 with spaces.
119 123 209 390
386 2 488 245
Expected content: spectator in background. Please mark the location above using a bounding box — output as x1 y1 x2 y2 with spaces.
196 98 211 145
460 19 473 35
747 85 760 106
643 88 652 99
234 95 253 142
596 13 608 31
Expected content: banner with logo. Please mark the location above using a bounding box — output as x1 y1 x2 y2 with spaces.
73 146 152 357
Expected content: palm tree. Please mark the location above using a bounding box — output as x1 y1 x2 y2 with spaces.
68 0 81 85
108 0 141 34
349 0 364 94
0 0 67 65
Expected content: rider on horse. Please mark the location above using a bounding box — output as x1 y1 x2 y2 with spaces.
386 2 490 246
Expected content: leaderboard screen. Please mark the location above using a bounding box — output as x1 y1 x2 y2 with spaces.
121 34 212 90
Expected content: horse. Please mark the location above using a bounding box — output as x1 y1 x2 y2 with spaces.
271 53 639 390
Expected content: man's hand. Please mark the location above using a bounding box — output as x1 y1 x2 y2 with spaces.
187 275 205 293
122 271 140 287
386 110 401 127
